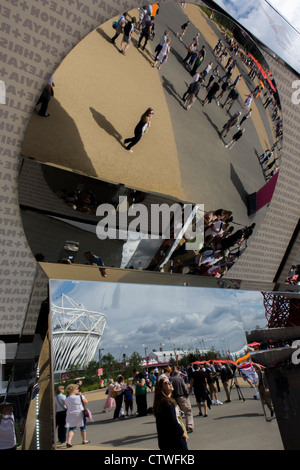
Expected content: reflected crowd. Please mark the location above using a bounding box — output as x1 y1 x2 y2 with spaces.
30 2 283 280
52 360 273 450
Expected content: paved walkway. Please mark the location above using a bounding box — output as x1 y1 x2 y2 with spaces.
22 3 277 230
57 382 284 451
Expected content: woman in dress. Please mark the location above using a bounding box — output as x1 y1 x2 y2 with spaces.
124 108 154 152
153 378 188 451
65 384 90 448
103 379 116 412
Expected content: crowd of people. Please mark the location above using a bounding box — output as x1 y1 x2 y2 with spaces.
285 265 300 285
56 186 98 214
35 5 281 279
168 207 256 278
108 3 281 173
54 360 267 451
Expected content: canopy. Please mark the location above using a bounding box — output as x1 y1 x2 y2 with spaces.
248 53 276 92
248 342 261 349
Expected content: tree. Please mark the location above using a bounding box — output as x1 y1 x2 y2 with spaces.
84 360 99 385
101 353 120 379
126 351 143 376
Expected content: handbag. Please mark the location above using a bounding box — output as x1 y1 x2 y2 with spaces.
110 390 118 399
80 395 93 422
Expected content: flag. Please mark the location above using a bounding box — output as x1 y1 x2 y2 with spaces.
237 361 258 385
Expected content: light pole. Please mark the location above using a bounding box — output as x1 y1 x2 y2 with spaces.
142 344 148 370
98 348 104 367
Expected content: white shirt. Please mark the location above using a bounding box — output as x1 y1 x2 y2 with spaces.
56 393 66 412
0 414 16 449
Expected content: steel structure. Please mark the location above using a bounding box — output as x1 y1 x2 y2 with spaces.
262 293 300 328
51 295 107 373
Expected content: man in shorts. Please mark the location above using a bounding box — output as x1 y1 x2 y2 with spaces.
189 364 208 416
119 17 136 54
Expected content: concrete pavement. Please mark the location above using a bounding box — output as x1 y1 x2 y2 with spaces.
57 381 284 451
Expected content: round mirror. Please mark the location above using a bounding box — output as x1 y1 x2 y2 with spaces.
20 3 282 280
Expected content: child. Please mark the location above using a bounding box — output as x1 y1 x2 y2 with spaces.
124 382 134 416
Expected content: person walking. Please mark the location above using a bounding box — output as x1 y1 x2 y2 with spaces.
103 379 116 413
65 384 90 447
202 79 222 106
189 363 208 416
220 111 241 138
240 108 252 126
221 85 239 109
254 364 274 417
137 15 154 50
152 38 170 69
170 367 194 433
182 72 204 101
190 46 206 75
220 364 232 403
124 108 154 153
183 78 202 110
153 377 188 451
154 30 169 60
242 93 253 109
119 17 136 55
35 75 54 117
176 20 190 41
225 128 245 149
206 65 219 89
111 12 127 44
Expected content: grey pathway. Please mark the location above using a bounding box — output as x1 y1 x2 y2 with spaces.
143 3 275 228
59 384 284 451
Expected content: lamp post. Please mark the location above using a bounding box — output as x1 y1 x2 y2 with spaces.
143 344 148 370
98 348 104 367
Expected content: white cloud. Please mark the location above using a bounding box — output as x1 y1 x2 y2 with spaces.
267 0 300 30
214 0 300 73
50 281 266 359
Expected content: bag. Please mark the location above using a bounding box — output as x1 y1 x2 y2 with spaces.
83 407 93 421
80 395 93 422
112 21 118 29
110 390 118 399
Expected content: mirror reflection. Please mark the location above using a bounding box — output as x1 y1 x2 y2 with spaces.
49 279 283 449
21 3 282 280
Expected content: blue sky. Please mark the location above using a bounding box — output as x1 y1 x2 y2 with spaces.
50 280 267 360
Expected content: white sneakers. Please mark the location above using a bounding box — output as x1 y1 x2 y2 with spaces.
211 400 223 405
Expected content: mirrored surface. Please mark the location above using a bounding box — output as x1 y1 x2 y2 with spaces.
246 321 300 450
20 3 282 282
48 279 284 449
0 267 50 449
